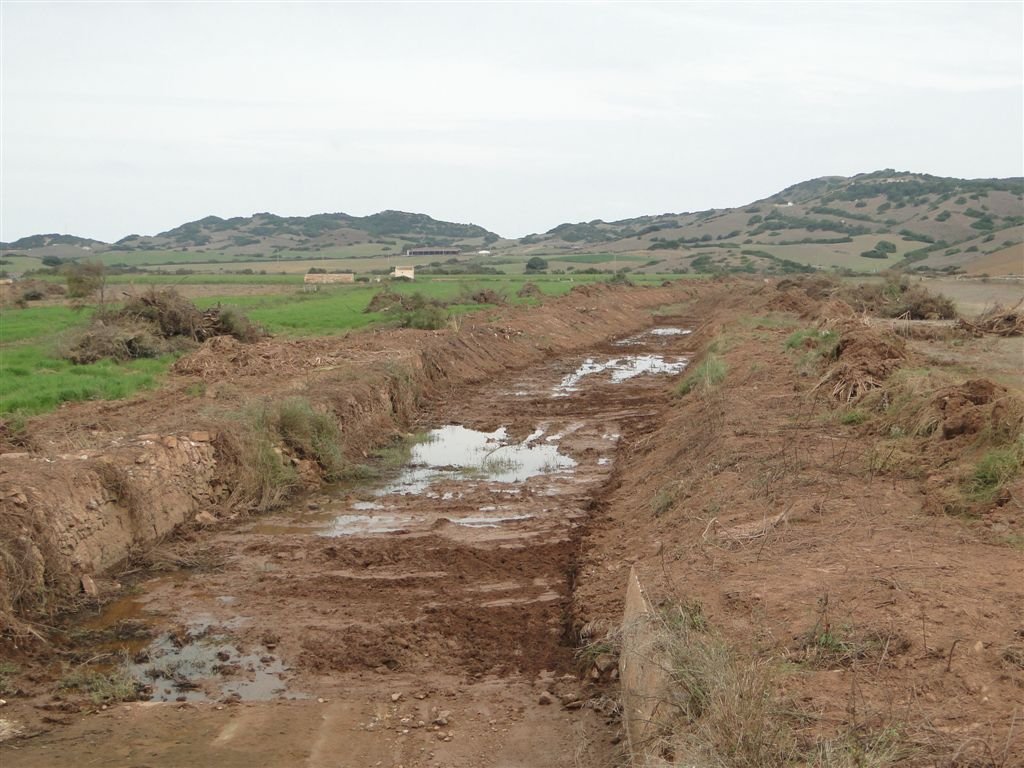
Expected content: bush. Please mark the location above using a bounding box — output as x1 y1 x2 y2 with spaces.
62 321 175 364
64 260 107 300
401 305 449 329
274 398 346 480
525 256 548 272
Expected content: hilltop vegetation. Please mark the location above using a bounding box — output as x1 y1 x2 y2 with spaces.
3 170 1021 278
514 170 1024 276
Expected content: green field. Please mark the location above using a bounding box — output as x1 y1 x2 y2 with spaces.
548 252 649 264
2 273 676 416
0 305 92 343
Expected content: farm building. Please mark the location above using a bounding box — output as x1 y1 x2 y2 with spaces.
303 272 355 291
405 247 461 257
391 265 415 280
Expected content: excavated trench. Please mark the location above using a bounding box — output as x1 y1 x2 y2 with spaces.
4 320 700 768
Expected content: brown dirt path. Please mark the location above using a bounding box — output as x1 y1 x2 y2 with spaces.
1 314 704 766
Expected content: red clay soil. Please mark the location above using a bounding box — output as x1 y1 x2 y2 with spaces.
0 281 709 627
0 278 1021 767
574 293 1024 765
0 296 708 767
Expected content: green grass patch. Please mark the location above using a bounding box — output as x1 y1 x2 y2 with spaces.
839 409 870 426
548 252 647 264
1 345 173 415
963 444 1023 503
274 397 346 481
784 328 838 355
59 663 143 704
0 304 92 343
677 353 727 396
0 661 19 695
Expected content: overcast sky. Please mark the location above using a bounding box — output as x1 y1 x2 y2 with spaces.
2 1 1022 242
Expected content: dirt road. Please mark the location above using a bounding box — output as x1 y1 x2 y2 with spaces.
1 319 700 767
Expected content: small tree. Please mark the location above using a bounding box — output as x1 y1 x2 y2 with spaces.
525 256 548 273
64 260 107 302
42 255 62 267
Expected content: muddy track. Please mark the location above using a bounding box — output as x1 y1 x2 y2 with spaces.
0 282 715 625
1 317 703 766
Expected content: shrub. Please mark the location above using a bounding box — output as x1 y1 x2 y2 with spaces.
273 397 346 480
64 260 107 300
401 305 449 330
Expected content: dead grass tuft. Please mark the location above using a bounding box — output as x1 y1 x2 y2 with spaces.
959 300 1024 337
213 419 296 513
813 321 906 403
653 615 796 767
841 273 957 320
59 658 144 704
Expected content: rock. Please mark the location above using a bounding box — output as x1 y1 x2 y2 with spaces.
391 692 402 702
432 710 450 726
162 436 178 449
195 511 217 525
80 574 98 597
538 692 554 706
189 431 212 443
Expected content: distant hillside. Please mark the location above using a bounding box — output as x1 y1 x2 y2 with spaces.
514 170 1024 276
1 210 502 266
3 171 1022 277
0 233 105 250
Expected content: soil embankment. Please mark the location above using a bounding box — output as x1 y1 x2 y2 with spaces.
1 286 711 766
0 282 708 628
575 282 1024 765
2 277 1022 766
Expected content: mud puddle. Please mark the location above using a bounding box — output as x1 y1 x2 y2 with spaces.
129 622 304 703
554 354 687 395
378 424 576 495
615 326 694 345
69 587 305 703
9 321 700 767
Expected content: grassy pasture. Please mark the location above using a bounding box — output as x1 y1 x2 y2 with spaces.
1 346 170 416
548 252 649 265
2 273 656 416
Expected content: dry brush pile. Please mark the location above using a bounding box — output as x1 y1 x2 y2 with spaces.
62 288 266 364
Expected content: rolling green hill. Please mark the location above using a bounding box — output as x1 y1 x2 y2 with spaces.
513 170 1024 275
3 171 1022 278
0 211 504 273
